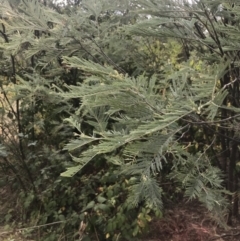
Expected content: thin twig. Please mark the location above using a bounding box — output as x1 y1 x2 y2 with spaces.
0 221 68 237
18 220 68 231
209 232 240 240
89 37 126 74
93 225 100 241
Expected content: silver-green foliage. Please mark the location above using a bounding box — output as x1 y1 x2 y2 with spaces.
60 53 229 220
0 0 236 231
58 0 240 226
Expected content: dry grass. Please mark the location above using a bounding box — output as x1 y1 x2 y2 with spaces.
0 227 28 241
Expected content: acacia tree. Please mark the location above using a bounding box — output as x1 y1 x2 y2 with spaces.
57 0 240 228
0 0 136 188
131 0 240 222
60 0 240 227
128 0 240 222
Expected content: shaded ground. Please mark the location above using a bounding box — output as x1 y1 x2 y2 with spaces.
141 201 240 241
1 184 240 241
0 185 29 241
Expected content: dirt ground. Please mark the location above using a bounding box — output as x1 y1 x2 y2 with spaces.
1 184 240 241
140 201 240 241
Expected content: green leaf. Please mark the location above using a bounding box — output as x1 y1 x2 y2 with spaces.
60 165 82 177
97 195 107 203
96 203 110 211
83 201 95 211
